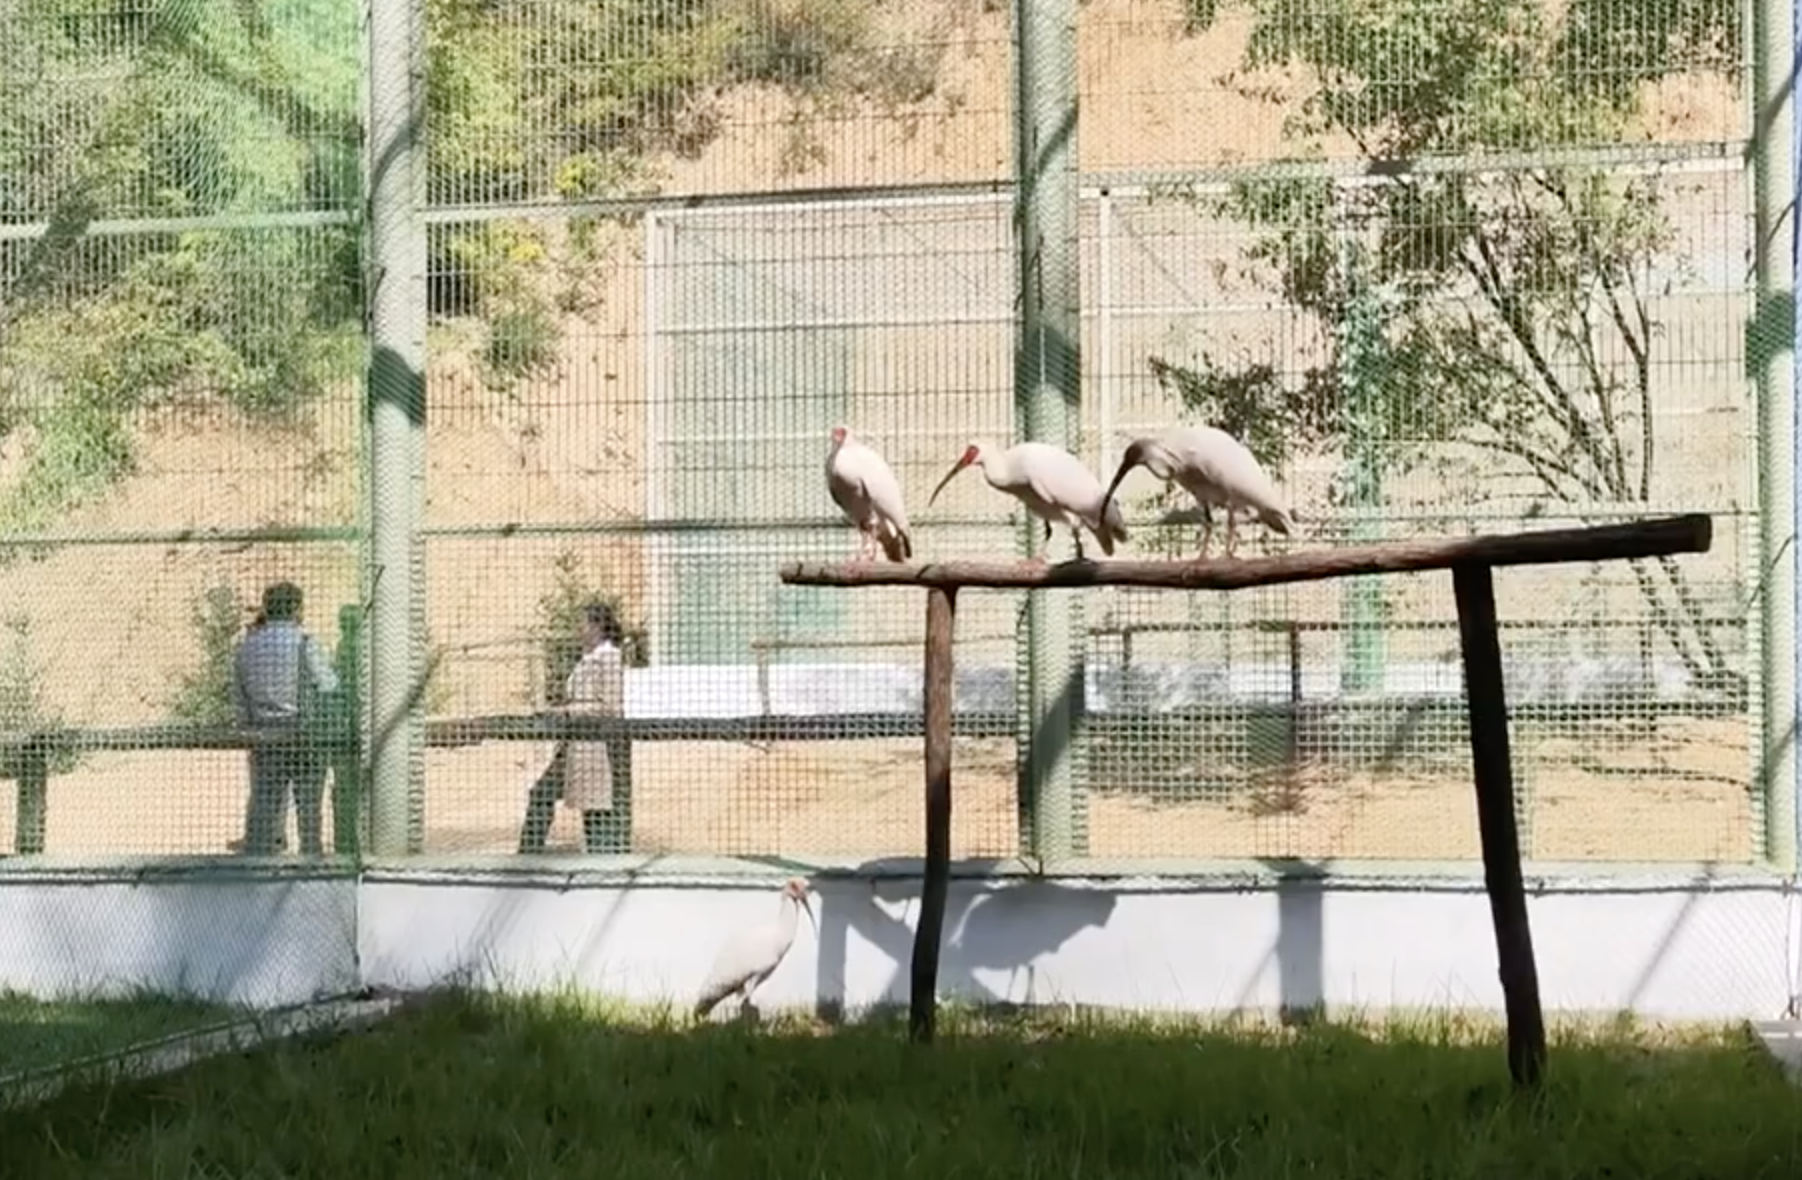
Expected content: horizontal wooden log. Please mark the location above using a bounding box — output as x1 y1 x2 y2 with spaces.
420 712 1016 746
0 713 1011 757
780 515 1713 590
0 694 1736 765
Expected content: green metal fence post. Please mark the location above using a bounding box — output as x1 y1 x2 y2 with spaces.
1754 0 1797 870
1013 0 1085 866
1335 190 1388 697
332 604 365 857
367 0 428 858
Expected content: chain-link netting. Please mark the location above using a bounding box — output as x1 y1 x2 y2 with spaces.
0 0 365 1073
0 0 1790 1075
1074 0 1758 867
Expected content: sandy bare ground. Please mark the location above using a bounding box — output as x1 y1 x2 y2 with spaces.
0 718 1752 864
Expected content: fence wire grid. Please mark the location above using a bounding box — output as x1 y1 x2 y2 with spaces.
0 0 1779 877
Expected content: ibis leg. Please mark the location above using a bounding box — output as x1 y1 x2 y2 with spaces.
1196 506 1214 560
911 586 957 1043
1452 562 1547 1088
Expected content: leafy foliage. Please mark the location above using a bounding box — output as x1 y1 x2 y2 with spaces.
0 615 81 772
168 582 249 726
425 0 939 377
0 0 364 526
536 548 648 708
1165 0 1741 690
2 0 939 515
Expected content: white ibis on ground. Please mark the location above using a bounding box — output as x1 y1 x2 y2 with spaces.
928 440 1128 565
693 877 817 1021
826 425 912 563
1099 425 1296 560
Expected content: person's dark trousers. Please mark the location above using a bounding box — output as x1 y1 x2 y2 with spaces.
518 742 568 853
520 740 632 853
244 734 328 856
579 738 633 853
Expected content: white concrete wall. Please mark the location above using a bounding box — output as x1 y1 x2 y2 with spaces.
0 871 358 1006
630 656 1709 717
2 869 1793 1020
355 870 1800 1021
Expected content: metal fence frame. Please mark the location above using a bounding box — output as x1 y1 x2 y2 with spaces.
0 0 1789 882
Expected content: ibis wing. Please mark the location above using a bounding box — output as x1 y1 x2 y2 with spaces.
693 936 762 1018
1184 433 1290 521
853 446 911 536
825 458 864 523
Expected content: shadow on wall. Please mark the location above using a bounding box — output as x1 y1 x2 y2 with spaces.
809 861 1119 1018
3 875 360 1008
1231 863 1325 1023
806 859 1334 1022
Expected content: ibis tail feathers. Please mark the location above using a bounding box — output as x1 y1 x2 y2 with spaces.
879 526 912 563
693 974 746 1020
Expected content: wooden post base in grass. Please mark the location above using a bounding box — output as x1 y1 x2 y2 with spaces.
1453 563 1548 1088
910 586 957 1044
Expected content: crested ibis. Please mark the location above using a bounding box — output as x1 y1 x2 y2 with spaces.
693 877 817 1020
827 425 912 563
1099 425 1296 560
928 439 1128 565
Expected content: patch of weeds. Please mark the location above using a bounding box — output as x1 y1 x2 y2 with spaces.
168 582 249 726
483 305 560 387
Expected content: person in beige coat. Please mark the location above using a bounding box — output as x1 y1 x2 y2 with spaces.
518 599 629 853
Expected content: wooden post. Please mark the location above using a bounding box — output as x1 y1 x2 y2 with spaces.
911 586 957 1044
1451 562 1548 1088
14 739 48 856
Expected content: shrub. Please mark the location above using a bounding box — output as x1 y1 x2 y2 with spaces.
169 583 248 726
536 548 648 707
0 615 81 774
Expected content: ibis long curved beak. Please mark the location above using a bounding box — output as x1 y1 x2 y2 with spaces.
927 455 973 506
1098 450 1141 526
799 892 817 934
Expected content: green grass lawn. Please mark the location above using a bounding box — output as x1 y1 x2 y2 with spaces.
0 990 241 1082
2 991 1799 1179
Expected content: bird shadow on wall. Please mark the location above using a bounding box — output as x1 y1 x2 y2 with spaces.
810 864 1118 1022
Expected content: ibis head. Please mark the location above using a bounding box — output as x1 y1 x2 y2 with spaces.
928 442 986 506
1100 437 1164 522
784 876 817 932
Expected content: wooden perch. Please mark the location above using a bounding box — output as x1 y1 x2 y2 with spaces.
787 513 1720 1088
780 514 1712 590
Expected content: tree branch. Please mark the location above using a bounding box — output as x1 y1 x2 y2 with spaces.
1461 219 1625 498
1597 258 1656 502
1532 170 1638 498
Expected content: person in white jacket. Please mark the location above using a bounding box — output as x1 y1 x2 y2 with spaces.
517 599 629 853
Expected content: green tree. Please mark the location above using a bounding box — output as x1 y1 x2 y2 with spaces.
536 548 647 707
0 615 81 773
0 0 363 527
169 582 248 726
1165 0 1741 692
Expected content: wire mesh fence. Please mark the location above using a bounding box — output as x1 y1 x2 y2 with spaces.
0 0 1781 880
